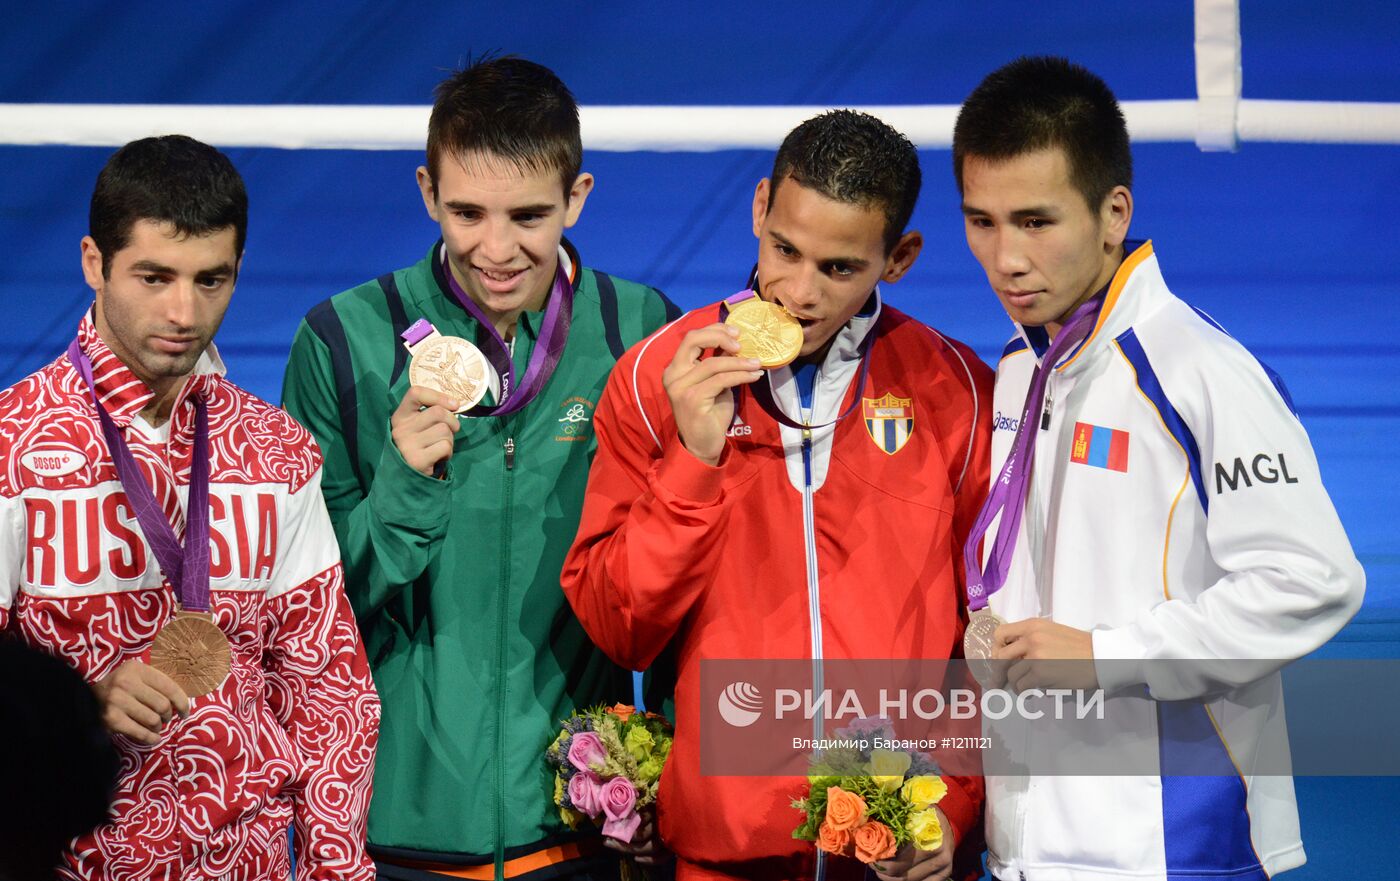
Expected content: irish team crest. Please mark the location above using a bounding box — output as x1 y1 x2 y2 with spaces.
863 393 914 455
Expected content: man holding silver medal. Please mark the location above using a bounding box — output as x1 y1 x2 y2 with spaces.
953 57 1365 880
282 57 678 879
563 110 993 881
0 135 380 878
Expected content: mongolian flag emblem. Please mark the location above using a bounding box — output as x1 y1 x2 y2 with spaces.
1070 421 1130 472
863 393 914 455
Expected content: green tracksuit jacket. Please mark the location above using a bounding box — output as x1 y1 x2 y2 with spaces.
281 240 677 875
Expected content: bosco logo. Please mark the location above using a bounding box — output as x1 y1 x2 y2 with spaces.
717 681 764 728
20 449 87 478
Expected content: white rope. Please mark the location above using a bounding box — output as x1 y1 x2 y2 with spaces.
1 99 1399 151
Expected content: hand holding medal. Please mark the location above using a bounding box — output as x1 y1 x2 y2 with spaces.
662 292 798 465
960 299 1101 687
68 341 232 722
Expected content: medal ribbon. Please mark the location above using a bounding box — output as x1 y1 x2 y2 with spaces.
719 290 878 430
439 253 574 417
67 340 211 613
961 299 1102 612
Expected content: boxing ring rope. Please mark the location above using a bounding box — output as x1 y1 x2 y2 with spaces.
1 99 1398 152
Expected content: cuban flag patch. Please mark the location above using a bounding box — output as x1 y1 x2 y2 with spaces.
1070 421 1130 472
863 393 914 455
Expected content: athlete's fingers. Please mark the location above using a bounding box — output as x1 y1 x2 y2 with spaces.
666 355 764 394
105 710 162 745
105 689 165 734
670 325 742 369
397 385 460 414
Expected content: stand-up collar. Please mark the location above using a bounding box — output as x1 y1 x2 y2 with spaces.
70 309 226 429
1011 240 1162 375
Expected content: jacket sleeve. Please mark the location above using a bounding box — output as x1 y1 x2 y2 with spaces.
261 465 380 881
561 342 745 671
942 341 996 610
1092 334 1365 699
0 488 21 633
281 318 454 618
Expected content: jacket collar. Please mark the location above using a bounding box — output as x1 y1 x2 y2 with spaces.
69 309 225 429
1011 240 1164 376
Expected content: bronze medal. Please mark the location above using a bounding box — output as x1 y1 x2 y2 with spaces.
724 298 804 368
150 612 232 698
408 335 490 413
963 609 1005 687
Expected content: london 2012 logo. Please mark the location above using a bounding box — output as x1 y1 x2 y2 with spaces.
554 396 595 443
717 681 764 727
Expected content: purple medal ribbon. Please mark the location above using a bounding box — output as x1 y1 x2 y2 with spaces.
439 253 574 417
67 340 211 613
720 290 879 430
962 300 1103 611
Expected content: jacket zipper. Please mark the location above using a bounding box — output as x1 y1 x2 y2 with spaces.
800 401 826 881
495 420 516 880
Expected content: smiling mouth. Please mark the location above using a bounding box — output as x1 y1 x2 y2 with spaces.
477 267 524 282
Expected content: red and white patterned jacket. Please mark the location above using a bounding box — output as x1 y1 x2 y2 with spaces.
0 313 379 880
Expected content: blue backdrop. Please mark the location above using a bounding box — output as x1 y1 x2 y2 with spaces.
2 2 1397 875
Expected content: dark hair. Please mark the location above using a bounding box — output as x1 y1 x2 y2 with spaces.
769 109 922 253
89 135 248 277
953 56 1133 210
0 641 118 881
426 56 582 195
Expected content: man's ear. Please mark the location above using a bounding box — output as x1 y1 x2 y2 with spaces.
880 230 924 284
562 173 595 228
80 236 104 293
416 166 440 223
1101 185 1133 250
752 178 771 239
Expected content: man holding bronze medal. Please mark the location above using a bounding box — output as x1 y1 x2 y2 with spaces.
953 57 1365 880
282 58 678 879
0 135 379 879
562 111 993 880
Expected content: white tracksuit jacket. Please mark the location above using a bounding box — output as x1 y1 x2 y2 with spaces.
983 241 1365 881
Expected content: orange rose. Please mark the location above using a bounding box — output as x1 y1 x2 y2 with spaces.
817 819 852 855
609 703 636 723
853 820 898 864
824 786 867 832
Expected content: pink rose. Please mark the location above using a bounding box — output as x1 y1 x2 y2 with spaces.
567 731 607 773
599 776 641 843
567 771 604 817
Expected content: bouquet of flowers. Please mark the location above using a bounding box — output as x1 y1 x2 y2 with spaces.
547 703 673 844
792 717 948 865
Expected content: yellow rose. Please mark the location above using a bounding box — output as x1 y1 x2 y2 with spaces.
900 775 947 810
624 725 656 763
867 748 912 793
638 755 664 783
907 807 944 852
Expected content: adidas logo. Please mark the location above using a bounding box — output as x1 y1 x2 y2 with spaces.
726 415 753 437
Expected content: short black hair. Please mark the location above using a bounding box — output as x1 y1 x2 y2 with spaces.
953 56 1133 210
769 109 922 253
426 55 582 195
89 135 248 278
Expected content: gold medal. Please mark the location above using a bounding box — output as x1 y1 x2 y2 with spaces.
724 297 804 368
150 612 232 698
407 334 490 413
